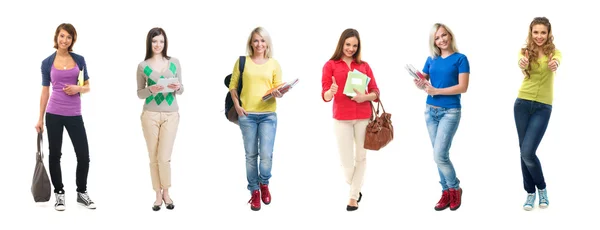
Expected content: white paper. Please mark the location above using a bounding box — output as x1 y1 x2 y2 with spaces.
351 78 363 85
157 78 178 93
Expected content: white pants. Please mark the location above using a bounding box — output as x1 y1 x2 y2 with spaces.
334 119 369 200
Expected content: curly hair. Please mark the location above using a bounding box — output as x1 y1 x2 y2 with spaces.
521 17 556 78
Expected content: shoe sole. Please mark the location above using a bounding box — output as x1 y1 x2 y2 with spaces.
78 202 96 209
523 205 534 211
55 206 65 211
434 205 449 211
539 203 548 209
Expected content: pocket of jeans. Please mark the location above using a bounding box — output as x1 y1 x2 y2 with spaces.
514 98 525 106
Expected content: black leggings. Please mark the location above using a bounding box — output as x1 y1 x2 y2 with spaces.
45 113 90 194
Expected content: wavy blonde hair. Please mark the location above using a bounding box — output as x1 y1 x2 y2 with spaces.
521 17 556 78
429 23 458 58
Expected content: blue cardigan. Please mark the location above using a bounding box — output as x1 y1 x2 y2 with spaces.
41 52 90 86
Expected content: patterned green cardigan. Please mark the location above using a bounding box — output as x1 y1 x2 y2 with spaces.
136 57 184 112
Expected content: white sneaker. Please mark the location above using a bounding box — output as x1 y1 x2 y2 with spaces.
77 192 96 209
55 193 66 211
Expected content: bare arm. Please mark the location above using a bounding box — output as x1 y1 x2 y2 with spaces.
230 89 241 107
38 86 50 122
80 80 90 93
429 73 469 95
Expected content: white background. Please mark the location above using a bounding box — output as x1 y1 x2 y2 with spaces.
1 0 597 229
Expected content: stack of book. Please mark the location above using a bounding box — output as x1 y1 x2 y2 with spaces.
262 78 299 101
343 69 370 97
404 64 428 89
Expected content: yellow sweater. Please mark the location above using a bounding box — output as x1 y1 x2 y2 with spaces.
229 57 282 112
517 49 562 105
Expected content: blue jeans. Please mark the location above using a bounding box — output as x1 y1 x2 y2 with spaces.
424 104 461 191
513 98 550 193
238 113 277 192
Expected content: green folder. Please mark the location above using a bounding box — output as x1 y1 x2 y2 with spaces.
343 70 369 97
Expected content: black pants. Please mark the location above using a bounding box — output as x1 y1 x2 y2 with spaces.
45 113 90 194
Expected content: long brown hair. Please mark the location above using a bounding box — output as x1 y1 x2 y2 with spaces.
330 28 362 63
144 27 170 60
521 17 555 78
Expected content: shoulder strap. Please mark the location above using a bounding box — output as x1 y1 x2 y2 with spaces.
37 132 44 159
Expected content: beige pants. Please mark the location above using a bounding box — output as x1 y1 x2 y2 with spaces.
334 119 369 200
141 110 180 191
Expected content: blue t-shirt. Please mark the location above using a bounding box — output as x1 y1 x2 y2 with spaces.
422 52 470 108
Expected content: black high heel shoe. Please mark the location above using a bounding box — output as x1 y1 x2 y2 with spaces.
152 201 162 211
358 192 362 203
164 198 175 210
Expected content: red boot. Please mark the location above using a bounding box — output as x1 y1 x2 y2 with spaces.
434 189 451 211
449 188 462 210
248 190 261 211
260 183 271 205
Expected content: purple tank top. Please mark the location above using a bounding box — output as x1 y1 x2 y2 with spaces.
46 64 82 116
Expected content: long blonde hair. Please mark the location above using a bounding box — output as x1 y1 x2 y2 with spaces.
521 17 556 78
246 27 273 58
429 23 458 58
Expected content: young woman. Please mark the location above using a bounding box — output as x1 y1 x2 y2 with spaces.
228 26 284 211
35 23 95 211
515 17 561 211
136 27 184 211
321 28 380 211
414 23 470 211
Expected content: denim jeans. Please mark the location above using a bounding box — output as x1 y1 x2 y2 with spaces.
238 113 277 192
513 98 551 193
424 104 461 191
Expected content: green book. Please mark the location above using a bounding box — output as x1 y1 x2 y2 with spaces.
343 70 369 97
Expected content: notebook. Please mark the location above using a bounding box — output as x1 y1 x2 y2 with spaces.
262 78 299 101
343 70 369 97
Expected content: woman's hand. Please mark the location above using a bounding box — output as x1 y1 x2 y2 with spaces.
271 88 283 98
149 85 164 93
424 84 439 96
235 105 248 117
63 84 81 95
414 79 429 89
35 120 44 133
167 83 180 91
351 89 369 103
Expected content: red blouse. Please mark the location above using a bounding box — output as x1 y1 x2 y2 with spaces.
321 59 380 120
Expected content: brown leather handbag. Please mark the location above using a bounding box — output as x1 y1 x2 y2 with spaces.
364 99 393 151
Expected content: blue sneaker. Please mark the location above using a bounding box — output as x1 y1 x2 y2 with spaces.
523 193 536 211
538 189 548 208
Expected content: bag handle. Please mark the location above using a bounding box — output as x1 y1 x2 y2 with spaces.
37 131 44 159
369 97 387 121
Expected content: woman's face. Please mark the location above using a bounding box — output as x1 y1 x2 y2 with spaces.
152 34 165 56
56 29 73 51
343 36 358 59
531 24 549 47
434 26 451 51
251 33 267 57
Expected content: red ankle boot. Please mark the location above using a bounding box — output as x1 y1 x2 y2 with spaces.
434 189 451 211
260 183 271 205
248 190 261 211
449 188 462 210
